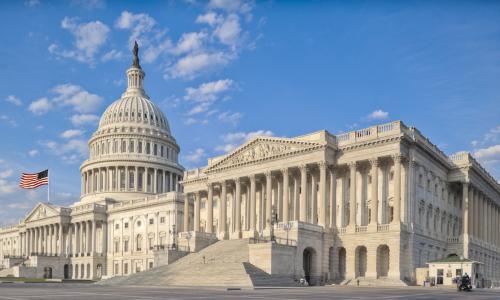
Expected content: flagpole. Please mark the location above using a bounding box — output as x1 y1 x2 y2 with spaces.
47 169 50 204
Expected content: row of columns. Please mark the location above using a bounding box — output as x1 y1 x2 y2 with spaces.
23 224 63 256
184 155 405 237
463 183 500 247
82 167 181 195
71 220 106 257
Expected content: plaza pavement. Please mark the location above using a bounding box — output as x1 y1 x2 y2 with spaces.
0 284 499 300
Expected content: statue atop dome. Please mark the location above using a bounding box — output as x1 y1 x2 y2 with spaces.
132 40 141 69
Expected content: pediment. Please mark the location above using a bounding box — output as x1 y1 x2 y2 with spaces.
24 203 60 223
206 137 323 172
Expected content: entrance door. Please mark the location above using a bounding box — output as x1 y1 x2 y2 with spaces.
303 248 315 285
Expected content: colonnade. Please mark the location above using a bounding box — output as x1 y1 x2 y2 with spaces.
23 224 64 256
70 220 107 257
463 183 500 247
184 155 405 237
81 167 182 195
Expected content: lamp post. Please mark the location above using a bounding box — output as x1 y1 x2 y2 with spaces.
169 224 177 250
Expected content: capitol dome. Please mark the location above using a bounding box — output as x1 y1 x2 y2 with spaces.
79 42 184 204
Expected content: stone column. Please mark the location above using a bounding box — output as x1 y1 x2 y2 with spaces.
348 162 357 228
194 192 201 232
153 168 157 193
318 162 327 227
184 193 190 232
482 194 486 241
58 224 63 255
207 183 214 233
311 171 317 224
299 165 308 222
234 178 242 237
265 171 273 230
92 220 96 254
462 182 470 256
220 182 228 239
293 174 300 221
249 175 257 233
329 166 337 229
169 172 174 192
102 222 107 255
282 168 290 223
392 155 402 224
370 158 379 227
487 199 491 244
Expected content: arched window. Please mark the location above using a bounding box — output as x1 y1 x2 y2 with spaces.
136 235 143 251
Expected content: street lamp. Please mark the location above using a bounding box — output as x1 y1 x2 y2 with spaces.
169 225 177 250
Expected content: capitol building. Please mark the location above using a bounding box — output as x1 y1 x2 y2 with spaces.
1 46 500 287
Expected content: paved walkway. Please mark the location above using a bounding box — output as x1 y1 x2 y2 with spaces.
0 283 498 300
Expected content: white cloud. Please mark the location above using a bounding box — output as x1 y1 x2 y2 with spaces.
51 84 102 113
101 49 124 62
170 31 207 56
187 102 212 116
213 14 241 47
216 130 273 152
0 115 19 127
167 52 230 79
474 144 500 163
50 17 110 65
70 114 100 126
0 169 13 179
184 79 233 102
60 129 85 139
5 95 22 106
42 139 88 164
367 109 389 120
218 111 242 126
0 169 16 194
28 97 52 115
184 148 206 163
115 11 156 45
28 150 39 157
208 0 254 16
25 0 40 7
196 11 222 26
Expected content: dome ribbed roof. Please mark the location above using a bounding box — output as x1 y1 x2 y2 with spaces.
98 95 171 134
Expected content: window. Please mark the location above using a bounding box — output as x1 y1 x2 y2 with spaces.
146 143 151 154
419 174 423 186
124 222 129 229
161 146 164 157
149 218 154 225
129 141 135 153
138 141 142 153
149 262 153 269
124 263 128 275
114 264 119 275
115 224 119 230
129 171 135 189
149 237 154 250
121 140 126 153
160 217 165 223
114 241 119 253
138 171 143 191
154 144 158 156
124 240 129 252
137 221 141 227
390 171 394 180
456 269 463 276
136 235 143 251
120 170 125 189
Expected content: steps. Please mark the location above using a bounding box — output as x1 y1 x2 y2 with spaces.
100 239 297 288
345 277 408 287
0 267 14 277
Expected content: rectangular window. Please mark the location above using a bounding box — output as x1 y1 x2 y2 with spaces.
149 237 154 249
161 145 164 157
138 141 143 153
124 240 129 252
129 171 135 189
154 144 158 156
130 141 135 153
149 218 154 225
114 241 119 253
124 263 128 275
114 264 119 275
138 171 143 191
146 143 151 154
149 262 153 269
456 269 463 276
124 222 129 229
160 217 165 223
120 170 125 189
115 223 119 230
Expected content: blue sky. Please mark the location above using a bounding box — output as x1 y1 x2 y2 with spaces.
0 0 499 225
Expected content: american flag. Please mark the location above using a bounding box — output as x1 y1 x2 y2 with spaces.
19 170 49 189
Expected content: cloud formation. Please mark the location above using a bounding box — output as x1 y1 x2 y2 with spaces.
49 17 110 65
28 84 102 115
367 109 389 120
5 95 22 106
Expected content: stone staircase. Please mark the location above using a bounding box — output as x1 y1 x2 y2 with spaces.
0 267 15 277
100 239 298 288
344 277 408 286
